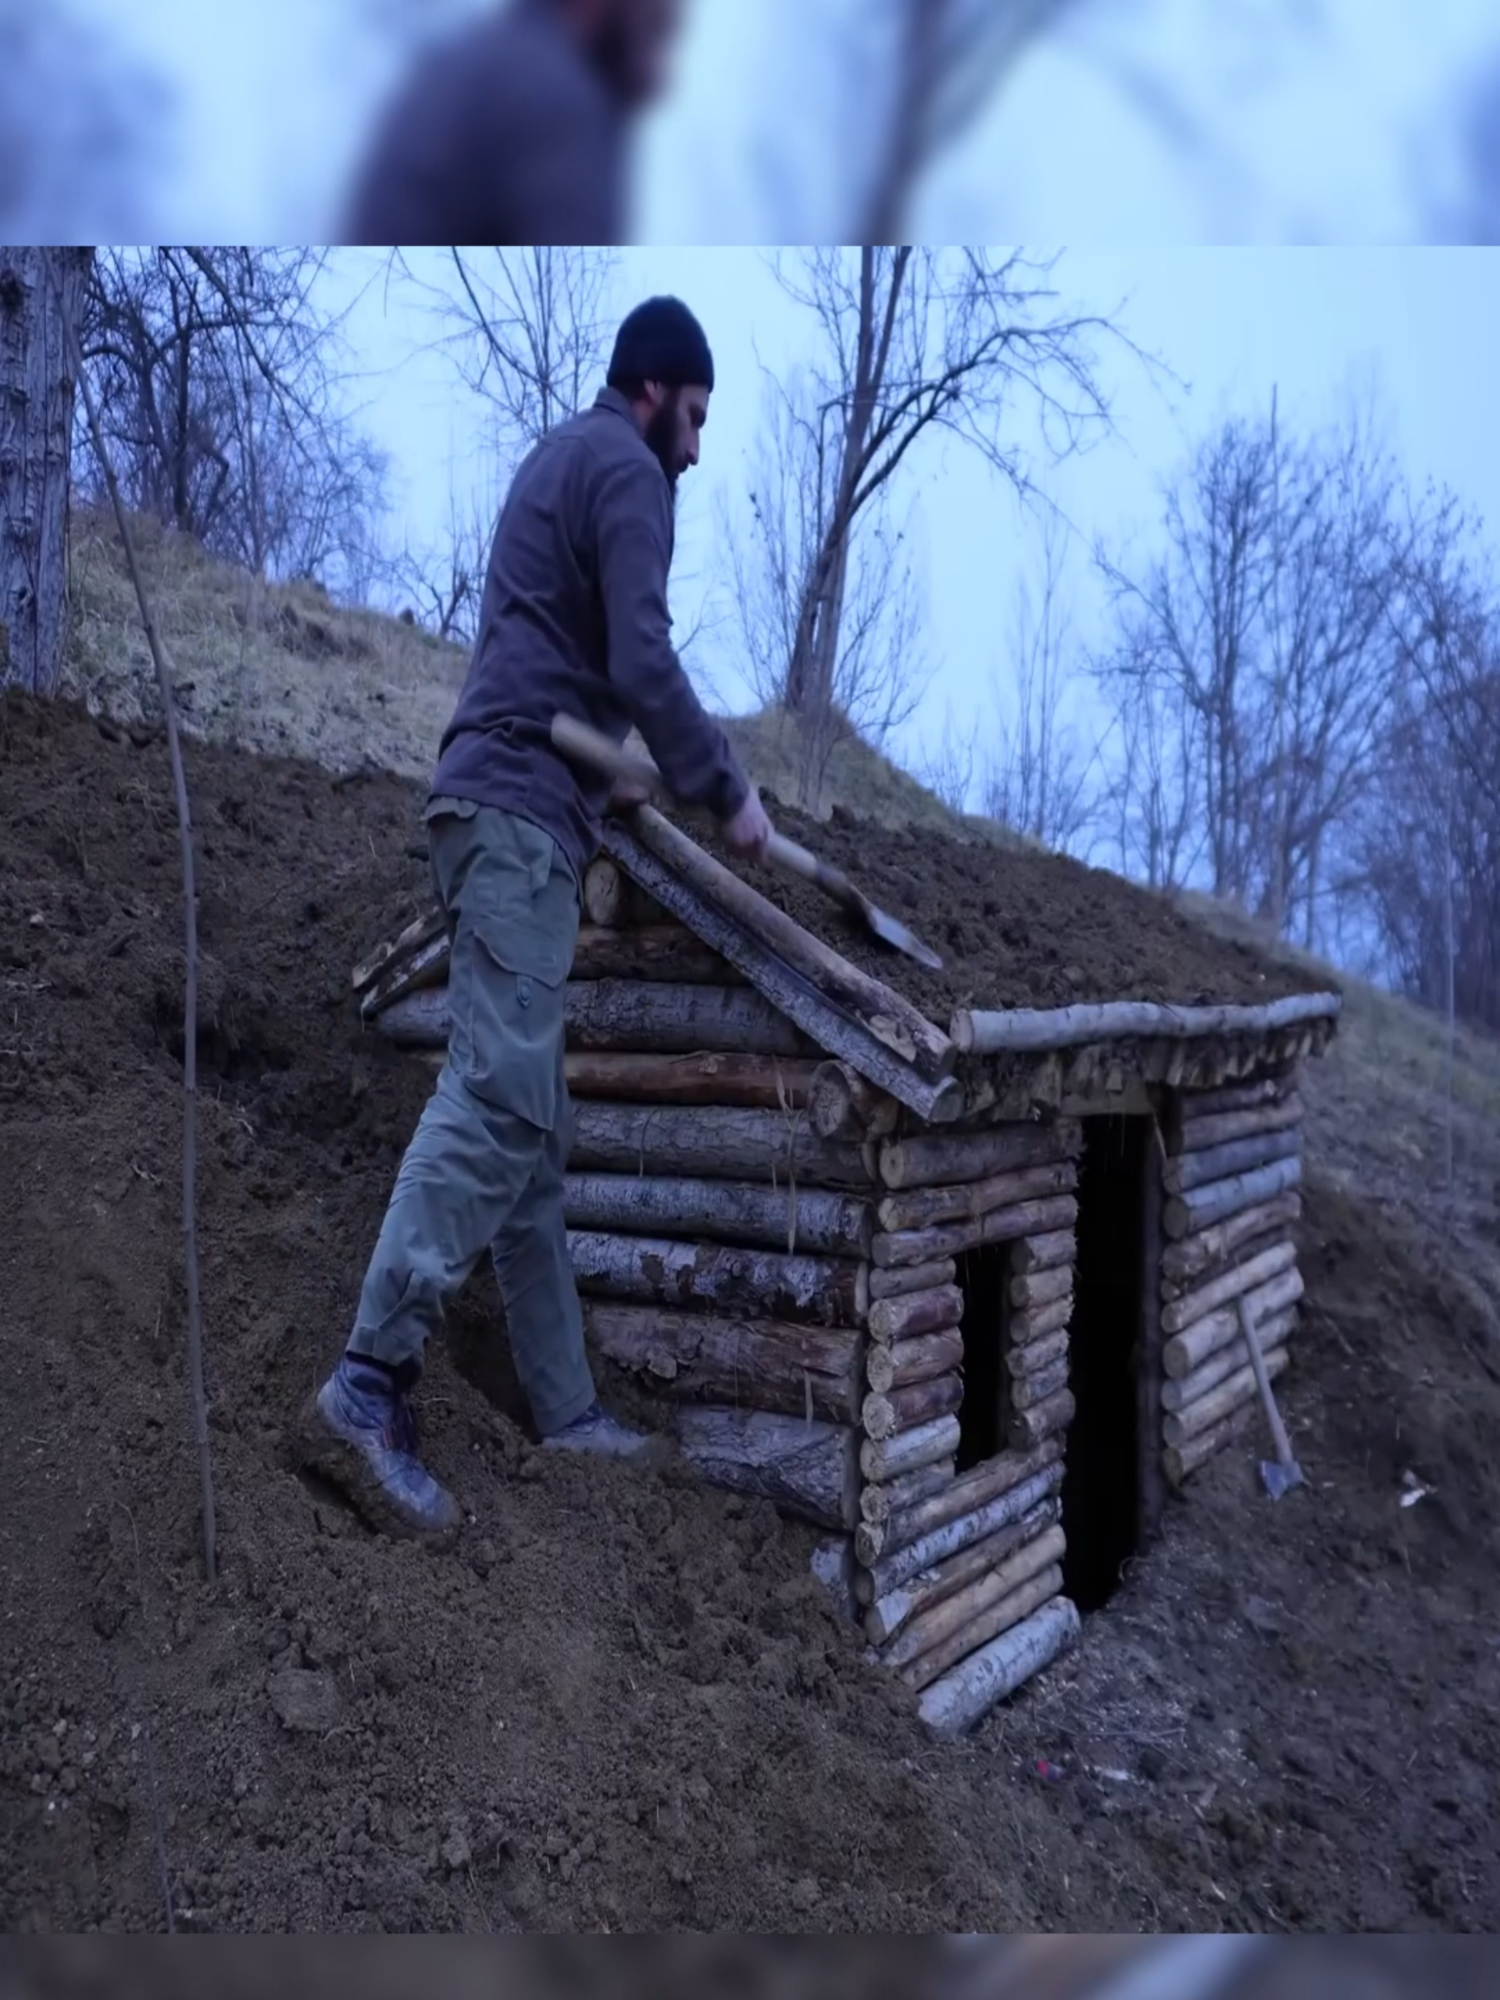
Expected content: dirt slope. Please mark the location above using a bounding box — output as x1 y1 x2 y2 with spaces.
2 693 1498 1935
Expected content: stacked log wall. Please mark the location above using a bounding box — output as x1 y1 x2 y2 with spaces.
1157 1067 1305 1486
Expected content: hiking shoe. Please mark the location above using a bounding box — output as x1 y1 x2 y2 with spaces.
307 1356 461 1537
541 1401 655 1460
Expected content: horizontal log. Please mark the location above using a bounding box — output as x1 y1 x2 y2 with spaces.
951 991 1341 1054
868 1257 957 1302
809 1061 900 1142
1164 1400 1257 1486
1162 1310 1298 1410
877 1159 1077 1235
1162 1126 1301 1195
873 1193 1079 1269
863 1499 1061 1645
568 1101 874 1190
882 1524 1067 1672
1010 1228 1076 1275
867 1284 965 1346
1162 1346 1288 1448
1176 1072 1295 1121
1009 1358 1069 1412
587 1304 863 1424
1008 1292 1074 1346
877 1120 1080 1192
353 902 446 994
862 1373 964 1443
359 927 449 1021
1170 1093 1304 1155
567 1231 866 1327
879 1438 1065 1560
858 1459 955 1527
1006 1386 1076 1451
1009 1263 1074 1311
562 1172 872 1257
859 1413 961 1486
1006 1327 1069 1378
1164 1271 1304 1379
1164 1157 1302 1240
900 1563 1066 1693
673 1407 859 1530
377 980 808 1056
916 1598 1081 1736
866 1330 965 1395
858 1460 1066 1594
1161 1192 1302 1287
1161 1239 1297 1335
570 924 744 985
562 1050 818 1110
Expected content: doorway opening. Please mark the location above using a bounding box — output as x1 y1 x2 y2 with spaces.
1062 1114 1149 1611
954 1244 1008 1473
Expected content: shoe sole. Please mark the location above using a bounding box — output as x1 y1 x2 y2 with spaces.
297 1394 461 1543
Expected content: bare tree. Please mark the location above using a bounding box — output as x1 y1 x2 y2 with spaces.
392 472 502 646
1 248 95 695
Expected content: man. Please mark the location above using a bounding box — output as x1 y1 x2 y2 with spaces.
310 296 772 1536
342 0 684 245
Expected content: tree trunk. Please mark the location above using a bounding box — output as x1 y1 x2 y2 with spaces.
568 1230 867 1326
568 1099 875 1189
586 1303 863 1424
1 249 93 695
563 1050 820 1110
562 1171 873 1257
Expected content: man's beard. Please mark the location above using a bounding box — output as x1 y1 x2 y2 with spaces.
644 389 681 499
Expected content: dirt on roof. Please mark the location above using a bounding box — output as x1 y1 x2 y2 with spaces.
674 797 1333 1023
3 693 1496 1936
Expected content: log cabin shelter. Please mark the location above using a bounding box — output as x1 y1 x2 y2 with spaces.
354 800 1341 1738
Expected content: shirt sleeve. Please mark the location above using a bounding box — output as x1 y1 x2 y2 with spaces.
594 454 750 821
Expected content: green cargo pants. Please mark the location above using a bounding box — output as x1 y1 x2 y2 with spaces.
347 797 596 1437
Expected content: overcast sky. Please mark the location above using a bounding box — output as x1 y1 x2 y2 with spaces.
325 245 1500 787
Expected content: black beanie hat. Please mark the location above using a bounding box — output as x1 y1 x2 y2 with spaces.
607 296 715 393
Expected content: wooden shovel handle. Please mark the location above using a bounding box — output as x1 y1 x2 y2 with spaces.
550 713 666 799
764 831 858 907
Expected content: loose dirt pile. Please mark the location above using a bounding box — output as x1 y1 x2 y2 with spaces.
680 797 1330 1019
2 693 1496 1935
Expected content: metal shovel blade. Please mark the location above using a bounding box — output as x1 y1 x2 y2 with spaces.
864 900 945 971
1259 1458 1304 1501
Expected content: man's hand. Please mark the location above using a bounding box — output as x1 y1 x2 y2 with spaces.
605 776 653 814
722 784 773 863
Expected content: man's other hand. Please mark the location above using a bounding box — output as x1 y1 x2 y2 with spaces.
605 776 654 813
722 785 773 863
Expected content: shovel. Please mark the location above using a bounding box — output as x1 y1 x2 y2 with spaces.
551 713 944 972
1237 1295 1304 1499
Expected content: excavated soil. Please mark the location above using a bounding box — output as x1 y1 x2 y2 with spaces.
3 693 1497 1936
676 798 1331 1021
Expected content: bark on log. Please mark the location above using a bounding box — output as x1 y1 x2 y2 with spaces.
951 991 1340 1054
873 1193 1079 1268
868 1257 957 1302
673 1408 859 1529
1160 1192 1302 1287
1162 1126 1302 1195
879 1438 1065 1559
562 1172 872 1257
1007 1387 1076 1450
877 1120 1080 1192
867 1284 965 1346
1164 1157 1302 1240
860 1458 1066 1593
359 928 450 1020
858 1459 955 1527
568 1100 875 1190
859 1413 962 1485
1009 1263 1074 1311
1006 1327 1069 1378
616 807 958 1083
916 1598 1081 1736
1163 1400 1257 1486
1160 1239 1297 1335
1171 1093 1304 1155
1161 1311 1298 1411
866 1330 965 1394
353 903 446 995
899 1564 1066 1694
864 1499 1061 1645
809 1061 901 1142
1009 1359 1069 1411
862 1373 964 1443
881 1523 1066 1671
1163 1272 1303 1379
570 924 742 985
587 1304 863 1423
378 980 807 1056
1162 1347 1288 1447
1010 1228 1076 1275
563 1050 819 1110
877 1159 1077 1234
567 1230 866 1327
1176 1072 1295 1121
1008 1292 1074 1346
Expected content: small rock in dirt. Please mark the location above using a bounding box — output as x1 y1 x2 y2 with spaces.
441 1829 472 1873
790 1876 820 1913
267 1667 341 1733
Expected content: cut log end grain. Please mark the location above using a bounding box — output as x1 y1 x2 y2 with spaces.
858 1458 955 1527
867 1283 964 1346
859 1412 962 1486
861 1372 964 1443
1006 1386 1076 1452
865 1328 964 1395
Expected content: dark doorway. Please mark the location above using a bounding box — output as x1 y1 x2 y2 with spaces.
955 1245 1007 1472
1062 1115 1149 1611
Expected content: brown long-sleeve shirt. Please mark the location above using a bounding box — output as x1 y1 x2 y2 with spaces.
342 0 627 246
430 388 749 880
